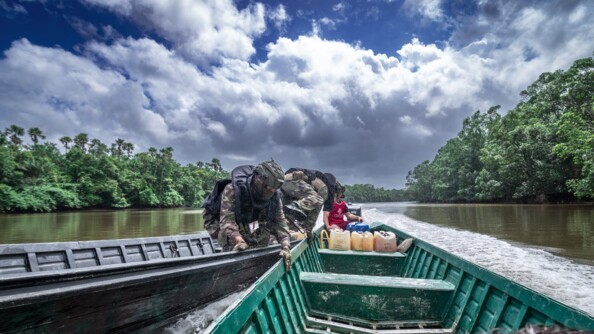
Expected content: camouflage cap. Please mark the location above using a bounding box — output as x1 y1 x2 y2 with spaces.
254 160 285 189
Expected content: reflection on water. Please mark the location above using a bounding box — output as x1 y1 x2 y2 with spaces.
0 208 204 244
363 202 594 265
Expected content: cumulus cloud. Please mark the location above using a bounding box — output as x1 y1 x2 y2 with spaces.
2 0 593 187
403 0 444 21
82 0 267 64
268 4 290 32
449 1 594 109
0 39 169 149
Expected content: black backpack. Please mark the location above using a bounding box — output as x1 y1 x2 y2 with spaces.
200 179 231 226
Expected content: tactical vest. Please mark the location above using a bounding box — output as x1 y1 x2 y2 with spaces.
202 165 280 244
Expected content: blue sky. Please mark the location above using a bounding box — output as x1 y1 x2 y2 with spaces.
1 0 593 188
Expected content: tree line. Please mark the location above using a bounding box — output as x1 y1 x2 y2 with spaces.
0 127 228 212
0 125 408 212
405 56 593 203
345 184 407 203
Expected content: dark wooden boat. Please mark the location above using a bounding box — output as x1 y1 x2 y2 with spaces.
0 232 289 333
205 222 594 333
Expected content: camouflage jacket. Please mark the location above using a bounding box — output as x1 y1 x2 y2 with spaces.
219 183 290 247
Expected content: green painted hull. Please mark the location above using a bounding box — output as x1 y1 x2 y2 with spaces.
206 223 594 333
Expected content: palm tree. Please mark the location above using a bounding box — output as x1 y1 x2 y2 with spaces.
160 147 173 160
73 133 89 152
89 139 108 155
111 138 125 157
209 158 223 172
28 127 45 145
148 147 158 158
59 136 72 152
5 124 24 147
123 142 134 157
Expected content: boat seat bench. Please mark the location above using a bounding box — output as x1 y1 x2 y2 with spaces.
300 272 455 325
304 315 455 334
318 249 407 276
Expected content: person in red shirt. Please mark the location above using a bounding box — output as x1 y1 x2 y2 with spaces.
323 181 363 231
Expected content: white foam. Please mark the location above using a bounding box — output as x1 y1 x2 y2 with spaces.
164 290 245 334
364 208 594 317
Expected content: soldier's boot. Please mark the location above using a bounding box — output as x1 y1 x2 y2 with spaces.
283 201 307 221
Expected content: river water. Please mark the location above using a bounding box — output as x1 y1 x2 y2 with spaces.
1 203 593 330
0 208 204 244
367 202 594 265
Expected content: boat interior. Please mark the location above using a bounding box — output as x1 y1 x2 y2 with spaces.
207 222 594 334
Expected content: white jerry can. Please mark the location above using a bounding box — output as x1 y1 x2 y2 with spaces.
374 231 397 252
351 231 374 251
329 230 351 250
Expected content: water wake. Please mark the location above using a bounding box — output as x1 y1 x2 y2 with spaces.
164 291 245 334
364 208 594 316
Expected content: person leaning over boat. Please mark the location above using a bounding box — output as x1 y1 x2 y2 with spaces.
281 168 335 238
323 181 363 231
202 160 292 271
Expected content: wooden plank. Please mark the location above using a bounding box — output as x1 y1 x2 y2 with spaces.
300 272 455 290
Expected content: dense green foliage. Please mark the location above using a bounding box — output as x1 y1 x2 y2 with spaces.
406 56 594 203
345 184 407 203
0 127 228 212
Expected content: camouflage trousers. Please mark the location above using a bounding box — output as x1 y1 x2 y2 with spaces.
281 179 324 231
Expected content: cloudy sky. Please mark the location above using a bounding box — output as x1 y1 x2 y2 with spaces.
1 0 593 188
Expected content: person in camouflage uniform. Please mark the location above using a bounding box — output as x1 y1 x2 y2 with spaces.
281 168 333 238
212 160 292 271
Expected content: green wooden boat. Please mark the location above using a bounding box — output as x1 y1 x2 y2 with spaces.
205 222 594 334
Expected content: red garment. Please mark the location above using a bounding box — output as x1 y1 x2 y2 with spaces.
328 199 349 230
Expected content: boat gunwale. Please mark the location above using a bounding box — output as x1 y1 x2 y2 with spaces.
0 239 297 286
0 231 213 251
205 238 311 333
0 236 297 289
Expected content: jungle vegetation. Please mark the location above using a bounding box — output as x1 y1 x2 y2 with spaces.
344 184 407 203
0 128 228 212
405 56 593 203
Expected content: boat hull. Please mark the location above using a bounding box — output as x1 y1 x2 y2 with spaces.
206 223 594 333
0 234 286 333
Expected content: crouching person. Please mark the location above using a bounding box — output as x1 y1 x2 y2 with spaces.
282 169 338 241
202 160 292 272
